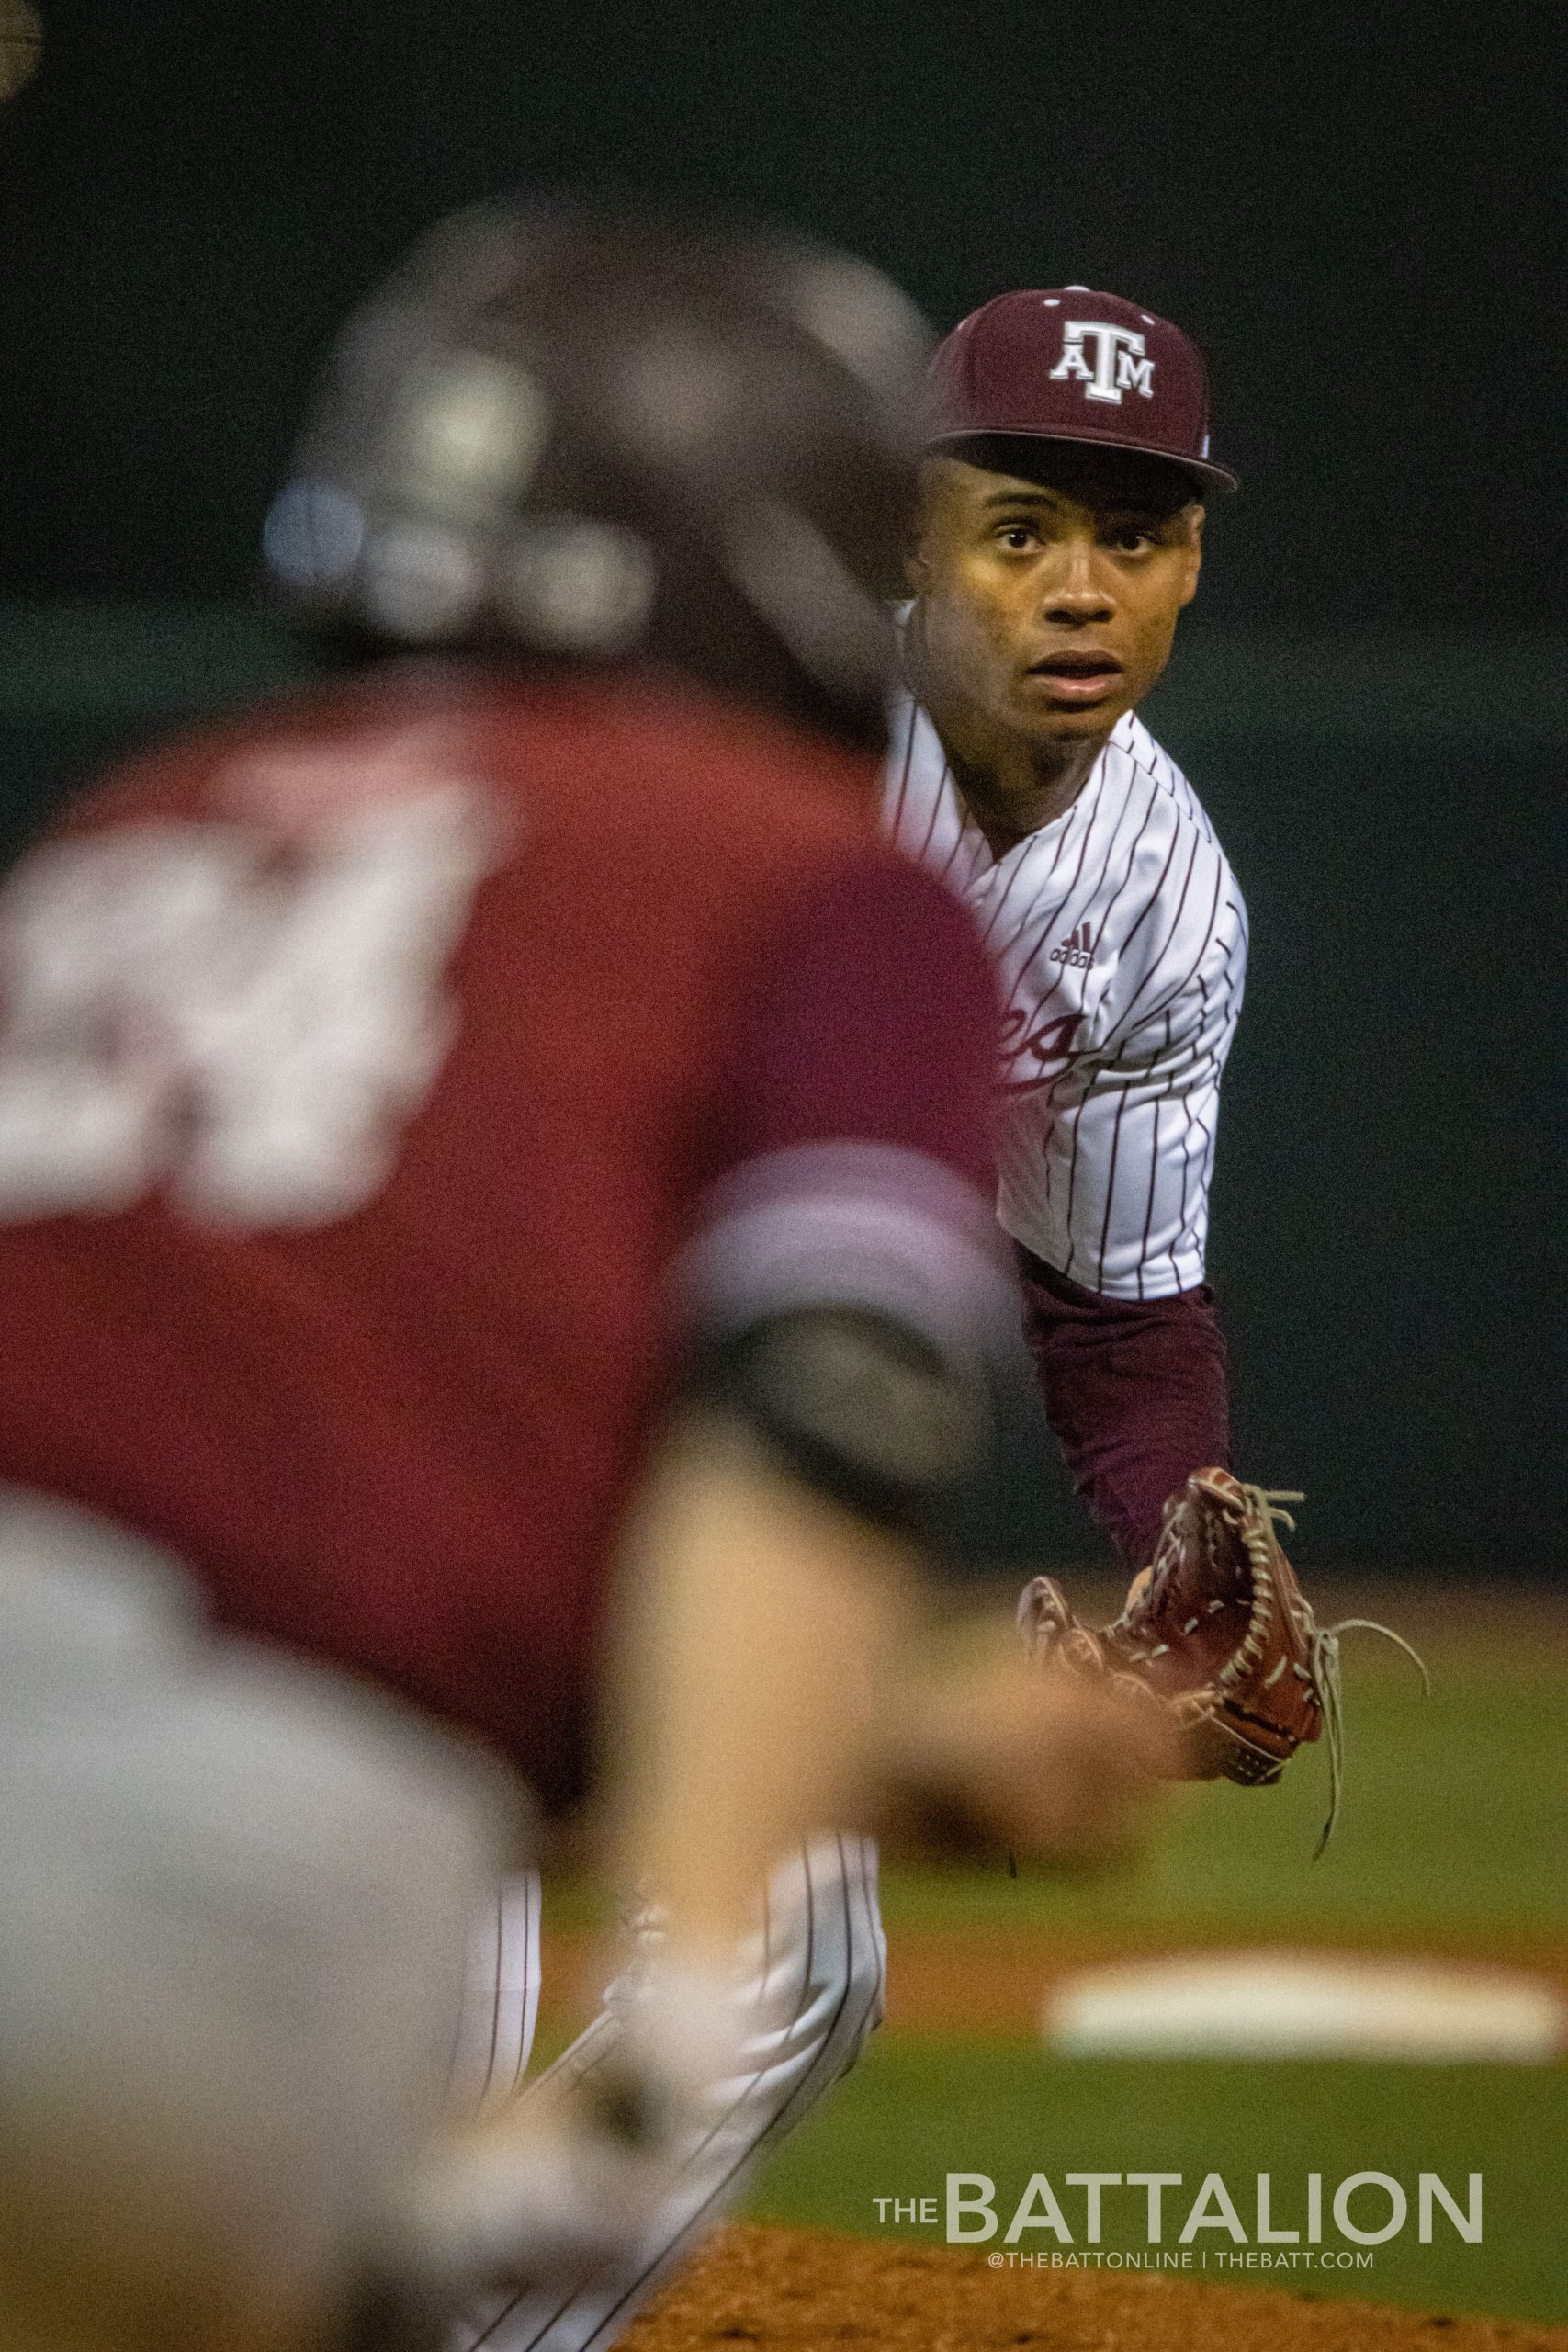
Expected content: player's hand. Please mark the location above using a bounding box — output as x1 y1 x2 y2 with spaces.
394 2086 671 2300
385 1951 753 2305
885 1619 1182 1871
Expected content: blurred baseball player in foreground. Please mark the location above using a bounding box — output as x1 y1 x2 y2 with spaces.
0 210 1179 2352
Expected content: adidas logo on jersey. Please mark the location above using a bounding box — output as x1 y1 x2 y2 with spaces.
1049 922 1096 969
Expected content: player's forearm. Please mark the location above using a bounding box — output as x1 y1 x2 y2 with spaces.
602 1409 1174 1960
1017 1245 1232 1570
600 1414 914 1964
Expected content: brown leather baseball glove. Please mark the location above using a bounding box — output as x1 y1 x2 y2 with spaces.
1016 1469 1427 1854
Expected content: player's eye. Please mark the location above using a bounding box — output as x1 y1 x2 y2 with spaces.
993 521 1040 552
1105 523 1156 554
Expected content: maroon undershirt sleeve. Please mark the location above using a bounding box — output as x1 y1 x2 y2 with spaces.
1016 1243 1232 1572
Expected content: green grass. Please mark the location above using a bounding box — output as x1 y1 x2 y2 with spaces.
761 1630 1568 2323
534 1620 1568 2323
879 1638 1568 1939
745 2037 1568 2324
546 1630 1565 1942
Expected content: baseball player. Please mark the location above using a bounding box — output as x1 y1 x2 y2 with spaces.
894 289 1399 1793
449 287 1362 2352
892 284 1245 1569
0 214 1175 2352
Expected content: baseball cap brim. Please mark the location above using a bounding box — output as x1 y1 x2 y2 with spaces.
923 422 1239 498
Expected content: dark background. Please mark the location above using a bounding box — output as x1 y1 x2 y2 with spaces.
0 2 1560 1570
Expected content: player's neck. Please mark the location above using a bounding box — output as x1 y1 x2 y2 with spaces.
903 610 1104 858
934 720 1101 860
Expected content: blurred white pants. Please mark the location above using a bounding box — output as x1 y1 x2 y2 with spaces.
447 1833 886 2352
0 1486 512 2346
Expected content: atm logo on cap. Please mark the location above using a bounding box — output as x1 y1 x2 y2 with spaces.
1048 320 1155 405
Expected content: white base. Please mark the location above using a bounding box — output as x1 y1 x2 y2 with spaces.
1043 1950 1565 2064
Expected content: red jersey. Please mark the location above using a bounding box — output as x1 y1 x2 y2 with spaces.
0 666 1005 1804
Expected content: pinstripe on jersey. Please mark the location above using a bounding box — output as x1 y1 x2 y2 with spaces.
883 688 1247 1299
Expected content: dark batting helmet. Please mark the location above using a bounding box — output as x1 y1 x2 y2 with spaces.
262 198 931 749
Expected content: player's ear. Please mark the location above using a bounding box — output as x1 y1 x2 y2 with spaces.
1178 503 1204 607
904 486 931 595
904 458 941 595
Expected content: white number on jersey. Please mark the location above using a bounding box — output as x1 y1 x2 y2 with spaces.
0 767 498 1227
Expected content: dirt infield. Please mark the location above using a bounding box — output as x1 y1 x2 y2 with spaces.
619 2222 1568 2351
876 1927 1568 2037
538 1925 1568 2038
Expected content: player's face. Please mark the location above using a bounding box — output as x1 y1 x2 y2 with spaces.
908 444 1203 749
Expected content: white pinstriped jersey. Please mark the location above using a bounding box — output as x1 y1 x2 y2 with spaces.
883 688 1247 1300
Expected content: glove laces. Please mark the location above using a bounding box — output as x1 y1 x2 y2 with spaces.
1311 1616 1431 1860
1232 1486 1432 1858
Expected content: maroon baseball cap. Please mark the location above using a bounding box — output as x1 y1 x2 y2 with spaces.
926 286 1238 494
